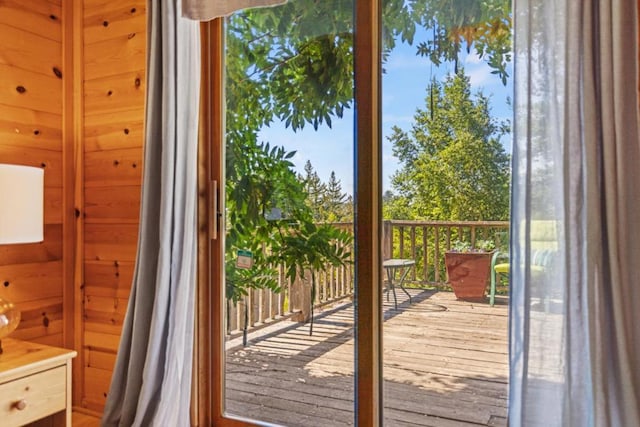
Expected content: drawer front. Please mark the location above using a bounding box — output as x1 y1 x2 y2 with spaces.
0 365 66 426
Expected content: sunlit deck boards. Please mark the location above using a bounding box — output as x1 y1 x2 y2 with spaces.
225 290 509 426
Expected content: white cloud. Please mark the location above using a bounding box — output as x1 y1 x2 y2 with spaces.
466 64 494 88
464 52 483 65
385 52 430 71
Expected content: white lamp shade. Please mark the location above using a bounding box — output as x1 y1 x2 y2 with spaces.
0 164 44 244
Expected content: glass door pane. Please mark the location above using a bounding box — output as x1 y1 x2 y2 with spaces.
380 1 513 425
223 2 355 425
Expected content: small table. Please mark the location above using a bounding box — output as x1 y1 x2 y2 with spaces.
0 338 76 426
383 259 416 309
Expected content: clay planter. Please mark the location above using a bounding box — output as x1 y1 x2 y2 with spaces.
444 251 494 301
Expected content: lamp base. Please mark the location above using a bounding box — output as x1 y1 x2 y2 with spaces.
0 298 21 353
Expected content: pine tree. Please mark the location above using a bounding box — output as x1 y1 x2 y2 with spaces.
323 171 351 222
301 161 326 221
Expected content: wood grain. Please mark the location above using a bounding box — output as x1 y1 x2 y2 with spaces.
0 0 62 42
224 291 509 427
84 71 145 117
84 9 146 46
84 186 141 223
0 105 61 151
84 33 145 81
0 64 62 114
83 260 134 289
83 224 139 262
79 0 146 413
84 149 143 188
84 108 144 152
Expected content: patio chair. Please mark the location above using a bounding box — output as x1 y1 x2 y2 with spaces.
490 251 510 306
489 221 558 306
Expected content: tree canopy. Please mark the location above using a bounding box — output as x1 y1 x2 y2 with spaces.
223 0 513 302
300 161 353 223
384 71 510 221
226 0 512 135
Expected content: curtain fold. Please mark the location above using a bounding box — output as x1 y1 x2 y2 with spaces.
101 0 200 425
182 0 286 20
511 0 640 425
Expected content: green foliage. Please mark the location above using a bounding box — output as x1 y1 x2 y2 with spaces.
383 0 512 84
323 172 353 222
386 71 510 221
224 1 512 302
450 239 496 252
225 0 513 138
415 0 512 84
300 162 353 223
225 140 307 303
226 0 354 133
270 222 353 284
301 160 327 222
225 139 353 304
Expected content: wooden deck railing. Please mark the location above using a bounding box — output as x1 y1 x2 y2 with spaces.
227 220 509 337
382 220 510 284
227 222 354 336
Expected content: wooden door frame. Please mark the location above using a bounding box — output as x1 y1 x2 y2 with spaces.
195 1 383 424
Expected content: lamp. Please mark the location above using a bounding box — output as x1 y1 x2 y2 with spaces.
0 164 44 354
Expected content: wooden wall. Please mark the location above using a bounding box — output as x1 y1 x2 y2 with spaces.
80 0 146 413
0 2 65 346
1 0 146 416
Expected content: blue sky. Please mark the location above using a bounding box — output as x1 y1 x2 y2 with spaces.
258 29 513 194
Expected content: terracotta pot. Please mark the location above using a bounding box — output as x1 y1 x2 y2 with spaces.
444 251 494 301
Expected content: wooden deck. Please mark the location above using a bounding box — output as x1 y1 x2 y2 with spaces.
225 290 509 426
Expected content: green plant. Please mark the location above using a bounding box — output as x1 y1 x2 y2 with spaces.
225 141 353 341
270 221 352 335
450 239 495 253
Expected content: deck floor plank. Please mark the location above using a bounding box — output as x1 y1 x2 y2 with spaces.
225 290 508 426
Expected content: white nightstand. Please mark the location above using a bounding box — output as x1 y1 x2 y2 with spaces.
0 338 76 427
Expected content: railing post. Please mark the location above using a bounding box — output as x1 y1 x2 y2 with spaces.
382 220 392 260
290 270 312 323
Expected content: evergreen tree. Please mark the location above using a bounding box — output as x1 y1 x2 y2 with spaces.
300 161 326 221
323 171 352 222
386 70 510 221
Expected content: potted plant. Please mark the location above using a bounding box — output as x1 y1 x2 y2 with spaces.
445 239 496 301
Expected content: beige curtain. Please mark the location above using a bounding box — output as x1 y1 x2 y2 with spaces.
182 0 286 20
511 0 640 425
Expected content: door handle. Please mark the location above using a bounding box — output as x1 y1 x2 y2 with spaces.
210 180 221 240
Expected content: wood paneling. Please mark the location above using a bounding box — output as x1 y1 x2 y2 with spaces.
84 32 145 81
79 0 146 414
0 261 63 301
2 0 146 416
0 225 63 265
84 149 143 187
0 23 62 76
84 6 146 45
0 0 62 42
85 186 141 223
0 105 62 151
84 261 134 290
84 224 139 262
0 64 62 114
84 108 144 152
0 1 64 351
84 72 144 116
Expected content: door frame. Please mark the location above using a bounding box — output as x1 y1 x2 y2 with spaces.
195 1 384 424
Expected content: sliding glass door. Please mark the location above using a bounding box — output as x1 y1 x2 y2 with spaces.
221 2 356 425
202 1 512 425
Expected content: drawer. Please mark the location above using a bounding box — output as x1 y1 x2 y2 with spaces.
0 365 66 426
